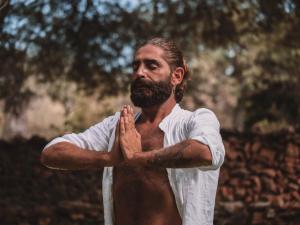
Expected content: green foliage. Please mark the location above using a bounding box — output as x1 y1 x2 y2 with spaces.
0 0 299 130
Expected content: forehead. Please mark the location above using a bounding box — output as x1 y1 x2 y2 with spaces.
134 44 167 62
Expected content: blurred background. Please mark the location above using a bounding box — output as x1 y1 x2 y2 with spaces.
0 0 299 225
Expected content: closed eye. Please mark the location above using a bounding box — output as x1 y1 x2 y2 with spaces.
132 59 161 72
132 61 140 72
144 59 160 70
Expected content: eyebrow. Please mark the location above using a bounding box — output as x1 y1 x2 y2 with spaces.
133 58 162 66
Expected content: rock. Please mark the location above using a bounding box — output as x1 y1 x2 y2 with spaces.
220 186 235 201
267 208 276 218
288 183 299 191
251 141 261 153
284 159 295 174
287 143 300 158
231 168 249 178
250 176 262 193
251 211 265 224
259 148 276 165
70 213 85 220
288 202 300 209
272 195 285 208
2 132 300 225
38 218 51 225
250 201 271 209
261 176 277 193
260 168 277 178
226 150 242 161
291 191 300 202
229 178 241 186
236 187 246 199
250 164 264 174
58 201 96 211
219 201 244 213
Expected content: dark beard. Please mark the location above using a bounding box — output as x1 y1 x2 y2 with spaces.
130 77 173 108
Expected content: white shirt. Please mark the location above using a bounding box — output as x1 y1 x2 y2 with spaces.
44 104 225 225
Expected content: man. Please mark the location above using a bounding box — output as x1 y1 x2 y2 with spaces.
41 37 225 225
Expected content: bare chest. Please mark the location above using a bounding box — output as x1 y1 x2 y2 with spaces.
112 125 181 225
113 125 166 188
137 125 164 151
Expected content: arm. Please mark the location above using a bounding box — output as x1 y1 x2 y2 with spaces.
41 142 114 170
135 139 212 168
41 114 123 170
119 106 214 168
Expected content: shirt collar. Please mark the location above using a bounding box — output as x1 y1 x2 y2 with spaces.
134 104 182 131
159 104 181 131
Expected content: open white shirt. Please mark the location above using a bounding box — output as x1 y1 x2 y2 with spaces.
44 104 225 225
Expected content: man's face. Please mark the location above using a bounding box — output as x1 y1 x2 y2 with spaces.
130 44 173 108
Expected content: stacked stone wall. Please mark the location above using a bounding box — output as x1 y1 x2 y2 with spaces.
0 131 299 225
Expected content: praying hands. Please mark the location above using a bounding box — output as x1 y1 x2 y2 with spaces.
110 105 143 166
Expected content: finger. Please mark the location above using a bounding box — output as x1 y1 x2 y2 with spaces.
128 105 134 117
121 105 126 117
122 105 129 116
127 106 135 129
120 117 125 135
128 105 133 115
121 106 128 130
123 108 130 130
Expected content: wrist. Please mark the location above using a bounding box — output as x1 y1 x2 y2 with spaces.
130 151 150 166
100 151 118 167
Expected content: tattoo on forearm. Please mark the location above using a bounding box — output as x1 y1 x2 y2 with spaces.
146 141 207 168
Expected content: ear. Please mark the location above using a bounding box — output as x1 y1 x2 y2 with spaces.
171 67 184 86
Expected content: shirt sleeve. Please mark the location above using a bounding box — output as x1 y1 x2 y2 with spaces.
43 113 119 152
187 108 225 170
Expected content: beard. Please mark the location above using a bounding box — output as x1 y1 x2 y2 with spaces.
130 77 173 108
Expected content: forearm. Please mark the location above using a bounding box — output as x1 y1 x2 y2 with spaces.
41 142 113 170
135 139 212 168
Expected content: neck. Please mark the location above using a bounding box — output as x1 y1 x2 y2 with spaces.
139 96 177 124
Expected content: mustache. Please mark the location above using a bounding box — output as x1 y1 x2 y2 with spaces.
131 78 155 89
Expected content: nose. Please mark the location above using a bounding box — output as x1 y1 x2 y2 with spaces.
133 64 146 79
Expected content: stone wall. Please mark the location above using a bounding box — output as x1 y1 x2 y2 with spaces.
215 130 300 225
0 131 299 225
